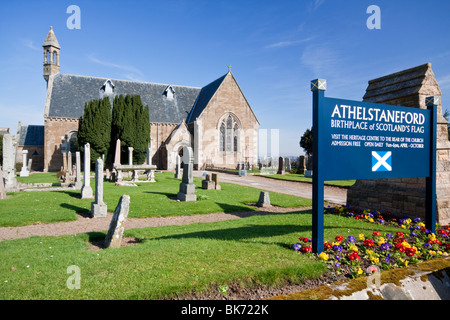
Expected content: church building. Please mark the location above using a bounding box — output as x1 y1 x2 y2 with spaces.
41 27 259 172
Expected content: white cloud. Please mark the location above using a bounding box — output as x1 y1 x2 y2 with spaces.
265 37 314 49
87 53 145 80
21 39 40 51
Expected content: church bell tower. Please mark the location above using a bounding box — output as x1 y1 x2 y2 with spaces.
42 26 60 85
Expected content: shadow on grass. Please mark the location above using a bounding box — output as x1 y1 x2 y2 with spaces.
144 191 178 200
60 203 90 218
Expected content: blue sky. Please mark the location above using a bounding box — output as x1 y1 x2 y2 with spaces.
1 0 450 156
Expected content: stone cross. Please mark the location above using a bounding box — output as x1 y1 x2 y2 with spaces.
75 151 82 189
114 139 121 166
81 143 93 199
175 154 182 179
128 147 134 165
2 134 18 192
20 150 29 177
91 158 107 218
0 166 6 199
256 191 271 208
104 195 130 249
177 146 196 201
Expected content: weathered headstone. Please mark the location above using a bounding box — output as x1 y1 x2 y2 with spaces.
297 156 306 174
114 139 121 166
0 167 6 199
104 195 130 249
175 155 182 179
277 156 285 175
2 134 18 192
128 147 134 165
285 157 291 171
19 150 29 177
62 152 67 171
256 191 271 208
27 158 32 172
67 151 73 176
202 174 215 190
91 158 107 218
81 143 93 199
212 173 221 190
74 151 82 189
177 146 196 201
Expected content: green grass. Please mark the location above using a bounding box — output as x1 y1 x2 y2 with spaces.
16 172 60 184
0 171 311 227
0 211 401 300
258 173 356 188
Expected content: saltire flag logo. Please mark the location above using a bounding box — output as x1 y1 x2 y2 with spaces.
372 151 392 172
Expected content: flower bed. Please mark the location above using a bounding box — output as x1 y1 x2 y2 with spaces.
292 205 450 279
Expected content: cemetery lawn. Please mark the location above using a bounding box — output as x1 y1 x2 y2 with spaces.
0 172 311 227
0 210 402 300
258 173 356 188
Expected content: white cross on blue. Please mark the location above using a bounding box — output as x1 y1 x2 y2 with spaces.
372 151 392 172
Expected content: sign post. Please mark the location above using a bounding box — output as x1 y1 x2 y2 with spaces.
310 79 437 253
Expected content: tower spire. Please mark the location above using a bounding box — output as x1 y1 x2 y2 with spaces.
43 26 60 84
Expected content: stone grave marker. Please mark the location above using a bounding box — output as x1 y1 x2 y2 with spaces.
297 156 306 174
202 174 215 190
256 191 271 208
81 143 93 199
175 154 182 179
212 173 221 190
19 150 29 177
114 139 121 166
177 146 196 201
75 151 82 189
104 195 130 249
0 167 6 199
2 134 18 192
91 158 107 218
277 156 285 175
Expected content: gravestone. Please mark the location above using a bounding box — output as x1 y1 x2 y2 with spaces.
297 156 306 174
81 143 93 199
19 150 29 177
285 157 291 171
104 195 130 249
212 173 221 190
27 159 32 172
347 63 450 224
67 151 73 176
2 134 18 192
74 151 82 189
277 156 285 175
175 155 182 179
128 147 134 165
239 169 247 176
114 139 121 166
62 152 67 171
0 167 6 199
236 161 240 170
91 158 107 218
202 174 215 190
256 191 271 208
177 146 196 201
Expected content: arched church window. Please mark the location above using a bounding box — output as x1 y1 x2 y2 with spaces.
226 116 232 152
233 123 239 152
220 122 226 152
219 113 240 153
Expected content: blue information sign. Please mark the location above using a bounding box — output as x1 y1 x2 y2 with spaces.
320 97 431 180
310 79 437 253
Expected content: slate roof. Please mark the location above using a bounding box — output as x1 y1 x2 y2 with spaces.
19 125 44 146
186 73 228 123
48 73 202 123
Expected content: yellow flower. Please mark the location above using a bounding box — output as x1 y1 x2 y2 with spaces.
369 218 374 223
406 218 412 225
418 222 425 228
402 241 411 248
358 234 365 240
318 252 329 261
367 250 374 256
357 268 363 275
350 245 358 252
370 256 379 264
428 233 436 241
